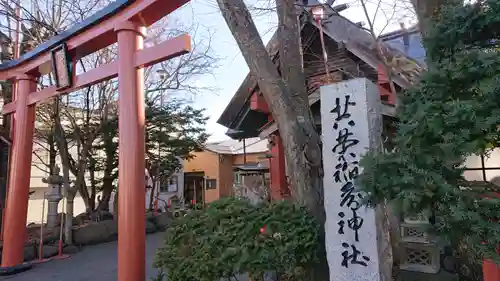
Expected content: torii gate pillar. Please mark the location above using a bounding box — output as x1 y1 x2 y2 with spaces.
0 1 192 278
115 21 147 281
1 75 36 267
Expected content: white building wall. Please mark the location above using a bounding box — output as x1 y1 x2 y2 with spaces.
27 187 92 225
27 145 186 223
27 138 102 224
143 169 185 211
108 162 185 214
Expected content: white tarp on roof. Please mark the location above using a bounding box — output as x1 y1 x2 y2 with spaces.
204 137 268 154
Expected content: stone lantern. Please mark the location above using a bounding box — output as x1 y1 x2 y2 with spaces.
42 165 64 228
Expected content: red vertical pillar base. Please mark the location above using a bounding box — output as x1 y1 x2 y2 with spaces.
1 81 17 243
0 263 33 276
116 21 146 281
269 133 289 200
483 259 500 281
1 75 36 269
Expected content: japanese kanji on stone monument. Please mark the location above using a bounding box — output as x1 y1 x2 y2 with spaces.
321 78 390 281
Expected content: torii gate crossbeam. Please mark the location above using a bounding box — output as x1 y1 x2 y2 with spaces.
0 1 191 280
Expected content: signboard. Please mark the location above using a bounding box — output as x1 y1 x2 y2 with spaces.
50 43 72 90
320 78 382 281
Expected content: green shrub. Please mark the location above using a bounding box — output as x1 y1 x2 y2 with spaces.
154 197 320 281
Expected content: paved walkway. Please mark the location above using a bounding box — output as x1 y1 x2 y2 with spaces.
3 232 165 281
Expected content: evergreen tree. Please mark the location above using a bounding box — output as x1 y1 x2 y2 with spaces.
94 98 209 209
358 0 500 277
144 99 209 188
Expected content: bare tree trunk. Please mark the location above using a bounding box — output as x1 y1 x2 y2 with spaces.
89 159 97 210
53 99 77 245
80 81 93 212
147 167 157 211
274 1 329 278
275 0 308 105
48 133 57 173
97 126 116 211
47 100 59 174
216 0 327 279
146 163 159 211
149 182 156 211
411 0 463 36
76 145 92 211
217 0 323 210
375 203 394 281
97 178 114 211
113 190 119 216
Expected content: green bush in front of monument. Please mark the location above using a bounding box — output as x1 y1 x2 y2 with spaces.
153 197 320 281
358 0 500 280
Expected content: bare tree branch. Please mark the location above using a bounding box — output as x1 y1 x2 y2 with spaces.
0 0 219 213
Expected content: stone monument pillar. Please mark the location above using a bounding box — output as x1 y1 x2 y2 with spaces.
320 78 392 281
43 165 64 228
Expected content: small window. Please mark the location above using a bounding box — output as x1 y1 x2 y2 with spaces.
160 175 178 192
206 179 216 190
234 172 242 185
167 175 178 192
159 180 168 193
463 148 500 182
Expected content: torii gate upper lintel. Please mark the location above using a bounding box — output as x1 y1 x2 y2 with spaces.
0 1 191 280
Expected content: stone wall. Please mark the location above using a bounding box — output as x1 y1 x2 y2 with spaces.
0 212 173 263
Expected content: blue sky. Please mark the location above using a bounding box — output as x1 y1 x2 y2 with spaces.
173 0 416 142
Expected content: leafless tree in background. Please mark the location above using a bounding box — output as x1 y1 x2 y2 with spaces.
0 0 218 242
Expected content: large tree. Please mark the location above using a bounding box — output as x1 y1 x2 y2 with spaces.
144 99 209 210
410 0 464 36
95 98 209 212
359 1 500 280
216 0 327 279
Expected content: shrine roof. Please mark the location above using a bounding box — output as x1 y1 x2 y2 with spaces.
379 25 426 66
216 2 424 132
0 0 132 71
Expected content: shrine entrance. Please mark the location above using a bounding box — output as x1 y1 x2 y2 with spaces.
0 1 191 280
184 172 205 205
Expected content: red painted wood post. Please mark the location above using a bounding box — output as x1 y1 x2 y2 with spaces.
269 133 288 200
115 21 147 281
1 75 36 267
483 259 500 281
483 193 500 281
377 63 396 105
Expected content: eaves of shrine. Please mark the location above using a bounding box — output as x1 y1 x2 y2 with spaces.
216 1 424 140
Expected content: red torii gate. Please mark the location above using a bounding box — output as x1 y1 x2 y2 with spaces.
0 1 190 280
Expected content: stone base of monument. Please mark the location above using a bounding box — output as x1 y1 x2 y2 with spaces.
396 270 458 281
399 242 441 274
